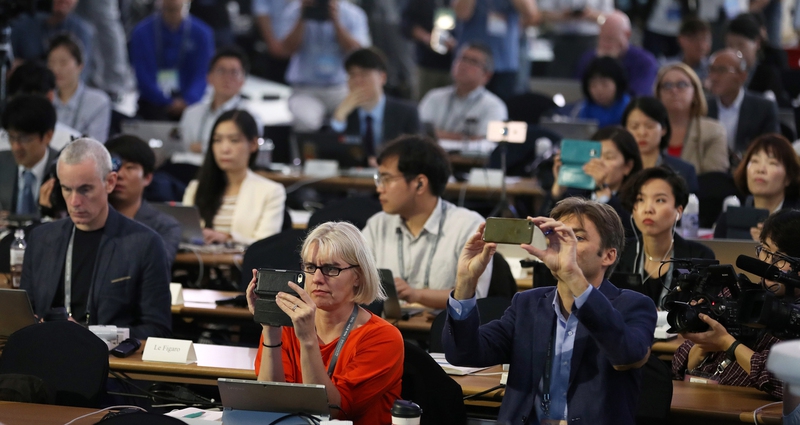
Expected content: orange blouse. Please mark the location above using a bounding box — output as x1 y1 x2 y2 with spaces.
255 313 404 425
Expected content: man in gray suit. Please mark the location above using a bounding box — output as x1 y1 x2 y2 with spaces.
20 138 172 339
706 48 780 155
330 47 420 166
0 95 60 216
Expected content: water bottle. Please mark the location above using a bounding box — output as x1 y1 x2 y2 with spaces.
10 229 26 288
682 194 700 239
391 400 422 425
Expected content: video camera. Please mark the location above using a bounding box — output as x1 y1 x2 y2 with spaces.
663 256 800 339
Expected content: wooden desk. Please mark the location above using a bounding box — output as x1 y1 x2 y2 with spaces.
109 342 257 386
173 250 243 267
0 402 107 425
257 171 544 199
453 368 783 424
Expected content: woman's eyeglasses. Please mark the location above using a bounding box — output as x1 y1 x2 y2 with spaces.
301 263 359 277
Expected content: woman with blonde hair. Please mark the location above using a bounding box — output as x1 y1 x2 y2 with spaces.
247 221 404 425
655 62 729 174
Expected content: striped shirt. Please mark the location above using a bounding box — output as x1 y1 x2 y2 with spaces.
212 195 237 235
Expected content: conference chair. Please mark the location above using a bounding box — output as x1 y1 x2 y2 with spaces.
428 297 512 353
0 321 109 407
506 92 557 125
697 172 738 229
487 252 518 299
401 340 467 425
635 354 673 425
240 229 307 287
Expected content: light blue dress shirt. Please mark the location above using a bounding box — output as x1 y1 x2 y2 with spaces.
330 95 386 150
453 0 519 72
277 1 370 86
448 283 595 422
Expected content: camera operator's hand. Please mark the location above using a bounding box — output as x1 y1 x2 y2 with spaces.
680 313 736 353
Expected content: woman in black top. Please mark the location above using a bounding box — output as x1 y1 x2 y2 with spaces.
616 166 714 308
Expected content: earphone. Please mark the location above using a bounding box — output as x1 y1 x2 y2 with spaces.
676 211 681 221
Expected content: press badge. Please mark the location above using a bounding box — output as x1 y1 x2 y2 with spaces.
157 69 179 97
487 11 508 36
683 372 720 385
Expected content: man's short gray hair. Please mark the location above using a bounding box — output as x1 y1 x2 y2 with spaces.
57 138 113 179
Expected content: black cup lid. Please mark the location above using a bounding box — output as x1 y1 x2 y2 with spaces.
391 400 422 417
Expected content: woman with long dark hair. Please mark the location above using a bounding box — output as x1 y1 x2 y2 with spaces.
182 109 286 244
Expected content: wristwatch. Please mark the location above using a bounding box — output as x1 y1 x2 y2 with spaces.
725 340 742 361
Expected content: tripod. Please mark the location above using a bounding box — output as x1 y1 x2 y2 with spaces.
489 141 517 218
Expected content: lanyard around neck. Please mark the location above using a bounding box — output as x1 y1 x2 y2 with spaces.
541 319 557 419
396 202 447 289
154 13 192 70
326 304 360 378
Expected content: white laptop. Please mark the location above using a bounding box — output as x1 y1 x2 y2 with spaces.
150 204 205 245
120 120 183 167
218 378 330 423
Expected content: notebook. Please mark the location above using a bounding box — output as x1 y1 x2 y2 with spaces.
295 132 366 169
150 204 205 244
0 289 38 338
217 378 330 420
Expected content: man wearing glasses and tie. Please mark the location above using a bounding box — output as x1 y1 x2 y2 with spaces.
0 95 60 217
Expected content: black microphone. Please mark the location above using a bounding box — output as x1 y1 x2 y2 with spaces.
736 255 800 289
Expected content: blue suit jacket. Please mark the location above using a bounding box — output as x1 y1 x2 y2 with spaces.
443 282 657 425
20 207 172 339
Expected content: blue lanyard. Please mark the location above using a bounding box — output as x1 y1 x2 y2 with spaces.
326 304 360 377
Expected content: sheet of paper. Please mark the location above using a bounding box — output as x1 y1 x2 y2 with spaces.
429 352 490 375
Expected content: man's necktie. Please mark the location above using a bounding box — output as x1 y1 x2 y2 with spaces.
17 170 37 215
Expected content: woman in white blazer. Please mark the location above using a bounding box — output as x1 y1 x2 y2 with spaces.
183 109 286 245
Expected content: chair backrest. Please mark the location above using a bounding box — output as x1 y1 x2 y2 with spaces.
428 296 511 353
307 196 382 230
401 341 466 425
487 252 518 299
697 172 738 229
241 229 307 287
506 92 557 124
0 321 109 407
635 354 673 425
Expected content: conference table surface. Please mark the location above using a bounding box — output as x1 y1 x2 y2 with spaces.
0 402 109 425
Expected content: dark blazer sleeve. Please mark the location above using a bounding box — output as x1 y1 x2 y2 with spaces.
383 97 421 142
0 152 18 212
128 230 172 339
443 296 516 367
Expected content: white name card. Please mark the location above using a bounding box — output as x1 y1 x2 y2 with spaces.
170 283 184 305
468 168 503 188
142 338 197 364
303 159 339 177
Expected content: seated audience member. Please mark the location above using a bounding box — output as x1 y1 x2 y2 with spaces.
10 0 95 80
0 61 81 152
418 43 508 140
550 126 642 237
278 0 369 131
331 48 420 166
47 35 111 142
622 96 699 193
0 95 59 216
105 135 181 262
664 16 712 82
576 56 631 128
714 134 800 240
247 221 403 425
616 166 714 308
706 48 779 156
183 110 286 245
20 138 172 339
726 13 790 107
180 46 262 154
576 10 659 97
362 135 491 309
451 0 538 101
673 208 800 399
655 62 729 174
444 198 657 424
129 0 214 120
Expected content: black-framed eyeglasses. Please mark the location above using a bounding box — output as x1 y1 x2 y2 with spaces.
659 81 692 91
301 263 359 277
755 245 792 269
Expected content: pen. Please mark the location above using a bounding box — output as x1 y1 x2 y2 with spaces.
184 412 204 418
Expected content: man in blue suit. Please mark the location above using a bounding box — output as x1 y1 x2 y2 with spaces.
20 138 172 339
444 197 657 425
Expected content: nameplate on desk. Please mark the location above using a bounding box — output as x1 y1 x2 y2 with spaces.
303 159 338 177
468 168 503 188
142 338 197 364
170 283 184 305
